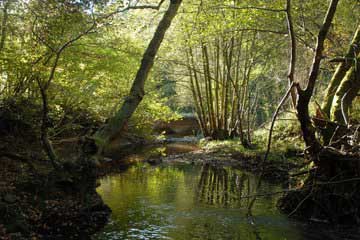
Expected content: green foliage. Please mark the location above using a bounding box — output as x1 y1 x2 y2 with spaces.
350 98 360 122
199 111 304 162
0 0 179 139
0 0 359 142
0 97 41 137
254 112 303 149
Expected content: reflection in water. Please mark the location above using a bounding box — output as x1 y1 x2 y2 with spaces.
197 164 253 208
94 163 301 240
94 163 360 240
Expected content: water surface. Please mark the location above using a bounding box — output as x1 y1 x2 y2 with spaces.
93 141 360 240
94 161 360 240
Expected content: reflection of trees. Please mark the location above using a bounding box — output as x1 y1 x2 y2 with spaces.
197 164 253 207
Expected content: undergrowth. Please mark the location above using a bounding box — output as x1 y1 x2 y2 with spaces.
200 112 305 163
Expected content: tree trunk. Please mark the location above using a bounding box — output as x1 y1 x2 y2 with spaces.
95 0 182 149
330 59 360 124
285 0 298 108
322 24 360 116
296 0 339 168
186 50 207 134
0 0 10 54
38 83 59 168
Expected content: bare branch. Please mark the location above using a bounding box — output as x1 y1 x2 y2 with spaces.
104 0 166 19
226 28 287 35
304 0 339 96
211 4 286 13
263 82 296 164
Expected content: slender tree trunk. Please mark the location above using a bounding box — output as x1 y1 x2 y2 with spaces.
189 46 209 136
204 45 216 133
187 50 206 134
95 0 182 149
214 39 221 132
286 0 298 108
223 37 235 136
36 52 62 168
296 0 339 167
0 0 10 54
202 43 216 133
246 83 252 144
38 83 59 168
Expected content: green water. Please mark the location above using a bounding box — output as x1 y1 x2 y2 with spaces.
94 162 360 240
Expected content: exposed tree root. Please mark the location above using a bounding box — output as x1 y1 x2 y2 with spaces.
278 153 360 224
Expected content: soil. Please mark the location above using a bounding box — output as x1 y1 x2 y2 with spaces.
0 130 110 240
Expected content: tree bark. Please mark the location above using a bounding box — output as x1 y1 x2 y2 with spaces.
0 0 10 54
38 81 59 168
186 50 207 134
285 0 298 108
95 0 182 149
322 24 360 116
330 58 360 124
296 0 339 166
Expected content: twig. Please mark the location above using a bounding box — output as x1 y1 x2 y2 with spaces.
246 82 296 217
290 168 316 177
328 126 340 146
341 89 351 126
288 189 313 217
214 4 286 13
263 82 296 164
315 177 360 185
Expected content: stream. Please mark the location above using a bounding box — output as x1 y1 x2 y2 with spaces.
93 143 360 240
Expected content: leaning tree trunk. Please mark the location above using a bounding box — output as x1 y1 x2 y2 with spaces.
330 58 360 125
322 24 360 117
95 0 182 151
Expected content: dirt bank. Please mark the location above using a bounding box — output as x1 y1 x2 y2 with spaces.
0 154 110 240
154 143 303 184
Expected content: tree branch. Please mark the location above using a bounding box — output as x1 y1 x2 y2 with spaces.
213 4 286 13
263 82 296 164
104 0 166 19
286 0 298 108
304 0 339 97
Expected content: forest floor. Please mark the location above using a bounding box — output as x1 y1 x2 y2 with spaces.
0 135 110 240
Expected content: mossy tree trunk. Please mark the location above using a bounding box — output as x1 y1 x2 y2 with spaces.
322 25 360 117
319 25 360 144
330 58 360 125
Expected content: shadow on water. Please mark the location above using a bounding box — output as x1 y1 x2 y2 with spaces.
94 146 360 240
98 142 199 175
